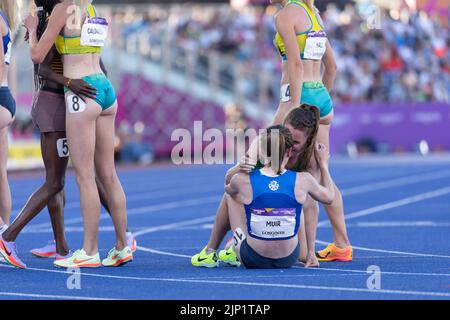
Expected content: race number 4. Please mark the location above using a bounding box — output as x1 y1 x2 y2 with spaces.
280 84 291 102
57 138 69 158
67 95 86 114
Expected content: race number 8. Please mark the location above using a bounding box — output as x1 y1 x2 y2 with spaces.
57 138 69 158
67 94 86 114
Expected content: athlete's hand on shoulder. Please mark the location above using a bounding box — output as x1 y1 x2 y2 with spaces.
314 143 329 168
23 14 38 33
68 79 97 102
238 155 256 174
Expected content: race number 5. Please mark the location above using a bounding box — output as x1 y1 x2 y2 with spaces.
57 138 69 158
67 95 86 114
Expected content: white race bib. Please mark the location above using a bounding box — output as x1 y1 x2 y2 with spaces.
280 84 291 102
303 31 327 60
249 208 296 240
67 95 86 114
57 138 69 158
80 17 109 47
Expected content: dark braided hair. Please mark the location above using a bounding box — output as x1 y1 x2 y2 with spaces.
283 104 320 172
33 0 60 91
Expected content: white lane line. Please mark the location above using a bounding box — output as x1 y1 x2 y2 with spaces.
292 266 450 277
331 155 450 165
340 170 450 196
63 184 223 210
1 265 449 297
23 226 119 234
39 184 445 260
0 292 117 300
136 243 450 276
180 273 365 280
137 246 192 258
27 196 221 230
133 216 215 237
23 220 450 235
131 214 450 265
168 220 450 231
130 188 450 260
318 186 450 227
29 179 450 228
315 240 450 259
24 168 449 230
345 221 450 228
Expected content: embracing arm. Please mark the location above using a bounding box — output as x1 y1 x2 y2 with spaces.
225 164 241 186
275 10 303 109
301 170 334 205
225 135 260 184
38 46 67 86
26 4 67 64
37 46 97 101
225 173 252 206
300 143 335 204
322 40 337 93
225 174 241 197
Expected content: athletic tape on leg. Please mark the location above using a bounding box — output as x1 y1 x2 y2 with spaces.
233 227 246 247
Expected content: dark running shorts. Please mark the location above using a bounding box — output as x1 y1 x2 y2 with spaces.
31 90 66 133
239 238 300 269
0 87 16 118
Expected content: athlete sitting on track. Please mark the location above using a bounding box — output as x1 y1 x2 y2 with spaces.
223 125 334 269
192 105 324 267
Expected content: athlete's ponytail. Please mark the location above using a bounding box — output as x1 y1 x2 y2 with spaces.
283 104 320 172
259 125 294 175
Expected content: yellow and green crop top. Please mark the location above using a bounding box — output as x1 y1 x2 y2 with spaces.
55 4 102 55
273 0 326 60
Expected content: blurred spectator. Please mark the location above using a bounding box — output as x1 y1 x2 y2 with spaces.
116 122 154 165
113 3 449 105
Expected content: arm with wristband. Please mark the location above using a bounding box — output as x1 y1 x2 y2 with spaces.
37 45 97 102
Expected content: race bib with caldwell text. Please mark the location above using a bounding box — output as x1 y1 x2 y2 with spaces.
80 17 109 47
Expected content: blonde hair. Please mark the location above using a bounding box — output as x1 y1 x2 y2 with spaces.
72 0 92 8
304 0 315 11
0 0 19 32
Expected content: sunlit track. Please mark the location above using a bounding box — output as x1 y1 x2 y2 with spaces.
1 159 449 299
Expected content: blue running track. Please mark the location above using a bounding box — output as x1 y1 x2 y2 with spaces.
1 156 449 300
